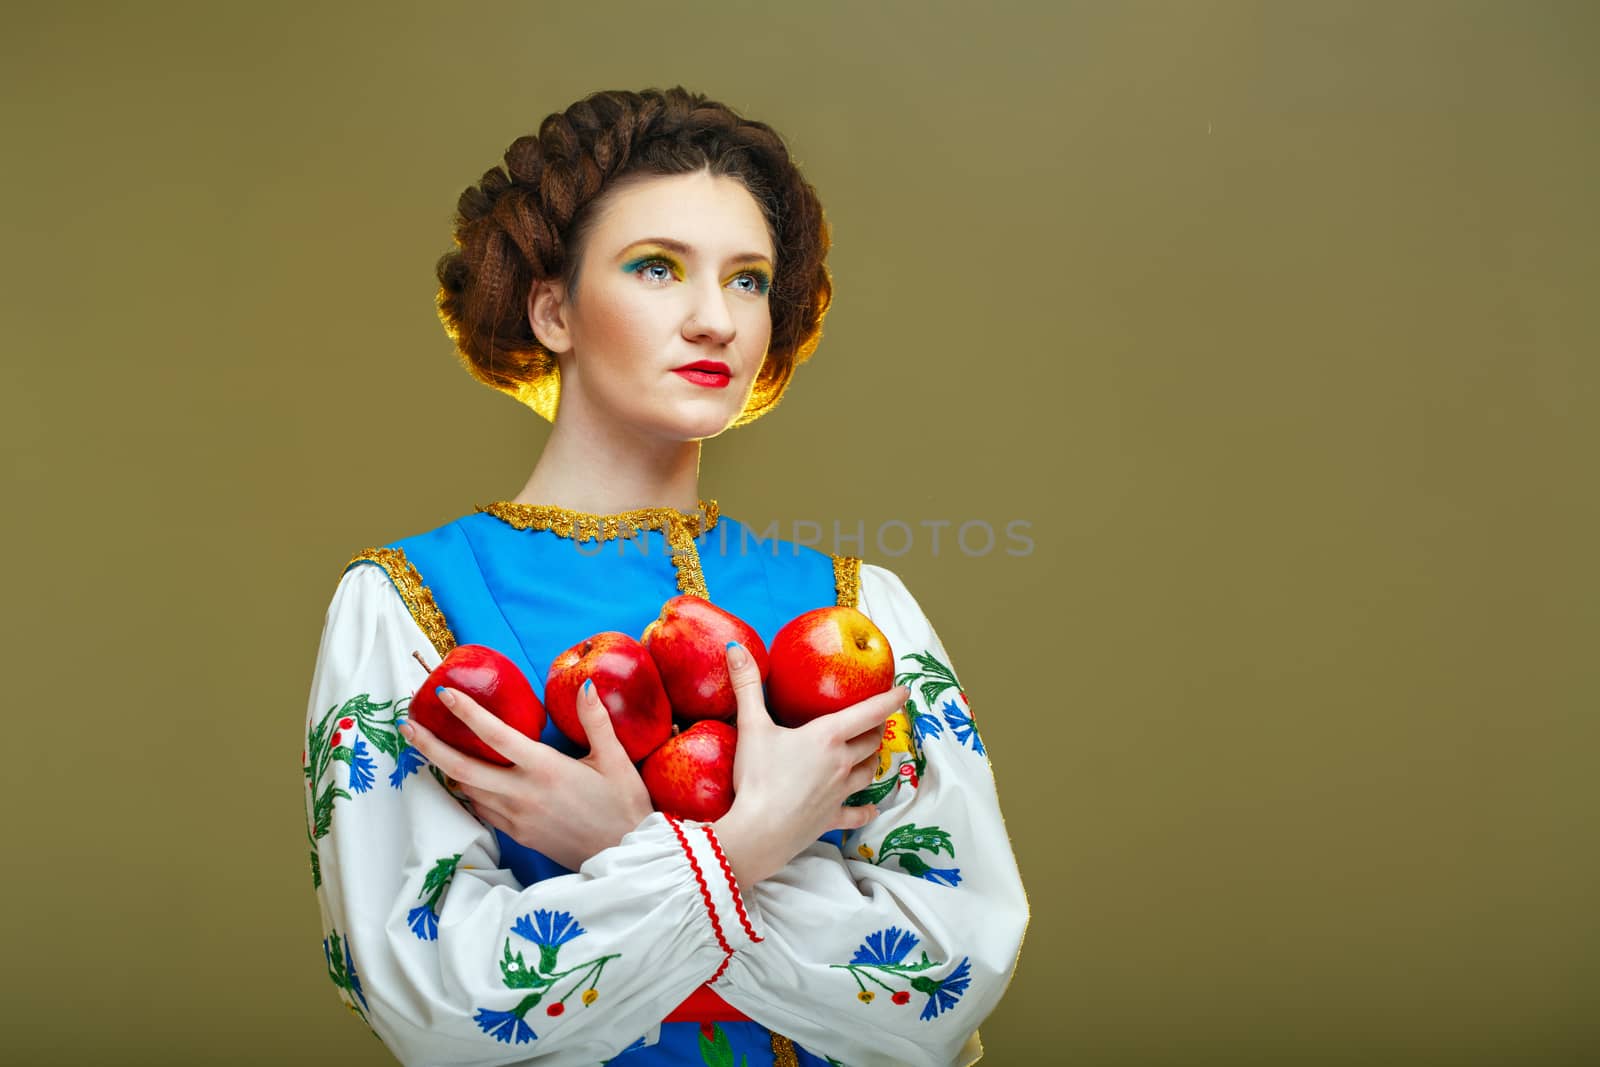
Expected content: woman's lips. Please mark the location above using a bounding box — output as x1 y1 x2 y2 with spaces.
672 367 732 389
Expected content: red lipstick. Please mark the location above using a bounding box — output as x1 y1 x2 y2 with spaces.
672 360 732 389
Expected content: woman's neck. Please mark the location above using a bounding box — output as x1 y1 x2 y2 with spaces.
509 414 705 516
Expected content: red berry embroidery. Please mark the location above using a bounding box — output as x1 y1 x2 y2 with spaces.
700 1021 716 1040
892 990 911 1005
546 1002 564 1017
330 731 343 747
339 717 354 730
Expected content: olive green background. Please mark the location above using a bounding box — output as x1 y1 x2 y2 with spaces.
3 1 1595 1063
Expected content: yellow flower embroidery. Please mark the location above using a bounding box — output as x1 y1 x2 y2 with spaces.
875 710 914 779
858 990 875 1003
582 988 598 1006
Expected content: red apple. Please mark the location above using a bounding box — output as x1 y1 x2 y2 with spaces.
640 720 739 822
766 607 895 728
642 595 769 722
545 631 673 763
409 644 545 766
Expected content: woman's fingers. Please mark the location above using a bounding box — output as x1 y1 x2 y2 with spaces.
844 726 891 766
437 687 545 771
825 684 909 743
725 642 769 731
461 787 507 830
399 717 496 789
844 752 879 798
576 678 628 769
832 803 879 832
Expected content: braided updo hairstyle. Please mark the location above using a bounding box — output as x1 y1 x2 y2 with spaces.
435 87 833 427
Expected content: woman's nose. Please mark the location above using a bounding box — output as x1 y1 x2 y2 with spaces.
683 282 736 343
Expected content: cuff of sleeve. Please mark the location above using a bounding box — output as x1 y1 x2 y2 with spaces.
664 814 764 954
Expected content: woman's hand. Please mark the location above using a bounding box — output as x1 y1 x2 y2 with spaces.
713 641 908 888
398 679 654 872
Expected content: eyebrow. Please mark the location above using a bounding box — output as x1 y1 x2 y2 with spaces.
616 237 773 268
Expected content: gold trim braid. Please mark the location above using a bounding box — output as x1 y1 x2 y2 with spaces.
475 498 719 540
769 1032 799 1067
345 547 458 658
477 498 720 600
832 554 861 609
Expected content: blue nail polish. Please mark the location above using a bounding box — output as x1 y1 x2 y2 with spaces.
435 685 447 699
583 678 594 696
726 641 738 649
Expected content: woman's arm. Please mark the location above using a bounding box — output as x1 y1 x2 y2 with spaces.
302 564 759 1066
709 564 1030 1067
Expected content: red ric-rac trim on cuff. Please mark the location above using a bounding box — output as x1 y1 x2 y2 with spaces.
702 823 761 944
665 814 734 957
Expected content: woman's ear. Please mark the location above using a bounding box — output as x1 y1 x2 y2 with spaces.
528 279 572 355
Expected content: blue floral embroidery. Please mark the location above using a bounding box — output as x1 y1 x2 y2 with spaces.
601 1034 649 1063
918 865 963 888
851 926 920 967
512 909 586 948
939 699 984 755
407 903 438 940
474 1006 537 1044
406 855 459 942
834 928 974 1021
346 736 377 793
473 909 620 1044
917 956 971 1020
344 939 368 1010
389 743 425 788
321 934 370 1011
908 706 945 746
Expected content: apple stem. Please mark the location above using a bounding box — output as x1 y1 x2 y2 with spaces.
411 650 432 676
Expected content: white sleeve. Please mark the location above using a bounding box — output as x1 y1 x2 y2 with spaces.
302 563 759 1066
712 563 1029 1067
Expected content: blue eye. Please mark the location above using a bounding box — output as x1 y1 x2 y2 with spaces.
732 271 772 296
624 254 681 283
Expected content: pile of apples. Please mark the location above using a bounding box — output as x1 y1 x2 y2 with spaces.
407 595 895 823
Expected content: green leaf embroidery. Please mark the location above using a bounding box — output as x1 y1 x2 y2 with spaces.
899 650 959 688
697 1022 750 1067
499 940 555 992
878 823 954 859
323 928 370 1027
306 820 322 890
844 775 899 808
306 693 407 840
893 852 933 878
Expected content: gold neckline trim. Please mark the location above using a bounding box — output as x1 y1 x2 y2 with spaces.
475 498 719 599
474 498 720 542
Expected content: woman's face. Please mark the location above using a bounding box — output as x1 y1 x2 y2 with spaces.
529 169 776 441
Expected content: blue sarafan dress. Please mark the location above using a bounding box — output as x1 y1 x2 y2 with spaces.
302 499 1028 1067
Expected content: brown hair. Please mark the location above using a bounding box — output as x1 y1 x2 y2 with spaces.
435 87 833 427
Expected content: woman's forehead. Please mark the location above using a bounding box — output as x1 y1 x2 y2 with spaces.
592 172 774 260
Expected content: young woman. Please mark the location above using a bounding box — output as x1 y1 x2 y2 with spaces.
302 87 1027 1067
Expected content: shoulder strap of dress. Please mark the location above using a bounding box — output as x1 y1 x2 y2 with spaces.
831 554 862 609
344 546 458 658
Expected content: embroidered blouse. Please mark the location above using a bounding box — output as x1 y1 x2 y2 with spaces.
301 499 1028 1066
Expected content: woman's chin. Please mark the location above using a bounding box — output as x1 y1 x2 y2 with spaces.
634 404 740 443
661 395 745 439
